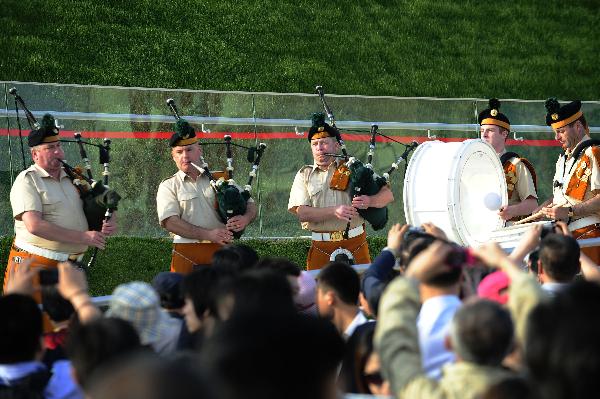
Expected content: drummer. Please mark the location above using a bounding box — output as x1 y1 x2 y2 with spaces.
479 98 538 222
538 98 600 263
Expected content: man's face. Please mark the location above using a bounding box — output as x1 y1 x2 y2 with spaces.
554 121 585 151
171 143 202 174
480 125 507 153
31 142 64 172
316 286 334 319
310 137 339 168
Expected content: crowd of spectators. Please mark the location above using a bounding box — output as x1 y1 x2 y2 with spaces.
2 220 600 399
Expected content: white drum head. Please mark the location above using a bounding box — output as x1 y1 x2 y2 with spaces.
403 139 507 247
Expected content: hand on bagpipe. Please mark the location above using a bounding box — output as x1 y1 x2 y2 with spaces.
315 85 419 232
166 98 267 239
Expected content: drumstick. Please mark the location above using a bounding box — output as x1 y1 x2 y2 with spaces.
512 202 567 225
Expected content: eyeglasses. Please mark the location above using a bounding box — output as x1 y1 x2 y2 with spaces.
364 371 384 386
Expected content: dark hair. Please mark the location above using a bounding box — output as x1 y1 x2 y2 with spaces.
339 322 377 394
405 237 462 287
41 285 75 322
181 267 219 319
201 313 344 399
450 299 513 366
526 281 600 399
67 317 144 390
481 377 534 399
152 272 184 310
539 234 580 282
400 232 435 267
0 294 43 363
212 244 258 276
254 257 301 277
528 249 540 274
228 269 297 319
317 261 360 305
88 352 214 399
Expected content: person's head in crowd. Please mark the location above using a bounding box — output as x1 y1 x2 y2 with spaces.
296 271 317 315
106 281 181 354
212 244 258 276
200 313 344 399
151 272 184 315
477 271 510 305
254 257 302 296
526 280 600 399
481 377 534 399
218 268 297 320
399 229 436 270
41 285 75 324
339 322 391 396
527 249 540 275
181 267 219 336
67 317 144 392
0 294 43 364
537 233 580 284
448 299 514 366
87 352 214 399
317 261 363 336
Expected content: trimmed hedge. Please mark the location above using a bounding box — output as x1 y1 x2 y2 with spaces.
0 235 386 296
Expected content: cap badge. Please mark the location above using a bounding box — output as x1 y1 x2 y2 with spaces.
551 113 559 121
490 109 498 117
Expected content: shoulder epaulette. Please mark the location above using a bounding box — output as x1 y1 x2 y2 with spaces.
572 139 600 161
160 173 178 183
500 152 520 166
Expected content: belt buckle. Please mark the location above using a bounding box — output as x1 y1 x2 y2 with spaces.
330 231 344 241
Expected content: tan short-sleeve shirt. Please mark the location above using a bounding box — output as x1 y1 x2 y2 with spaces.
501 154 538 207
157 170 225 232
288 162 364 232
10 164 89 254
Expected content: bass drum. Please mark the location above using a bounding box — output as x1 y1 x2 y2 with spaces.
403 139 507 247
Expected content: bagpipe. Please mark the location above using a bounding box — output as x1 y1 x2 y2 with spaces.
315 85 418 234
9 88 121 268
166 98 267 238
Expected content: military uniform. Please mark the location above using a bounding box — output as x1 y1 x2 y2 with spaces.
158 118 254 274
4 115 88 295
157 170 228 273
478 98 538 222
288 113 372 270
499 150 538 213
546 99 600 263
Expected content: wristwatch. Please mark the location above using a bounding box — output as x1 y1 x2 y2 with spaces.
568 207 575 218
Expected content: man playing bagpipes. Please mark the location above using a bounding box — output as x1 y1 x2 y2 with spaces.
156 119 257 274
4 114 118 294
288 113 394 270
478 98 538 222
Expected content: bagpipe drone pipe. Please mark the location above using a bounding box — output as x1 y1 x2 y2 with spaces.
316 86 418 233
166 98 267 239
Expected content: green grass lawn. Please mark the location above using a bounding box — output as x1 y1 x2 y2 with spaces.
1 0 599 99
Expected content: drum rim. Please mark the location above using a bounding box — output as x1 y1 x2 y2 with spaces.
403 139 507 246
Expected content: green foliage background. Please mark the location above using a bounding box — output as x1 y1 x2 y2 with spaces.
1 0 599 292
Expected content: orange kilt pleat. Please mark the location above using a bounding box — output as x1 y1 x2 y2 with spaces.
4 242 60 332
306 231 371 271
572 224 600 264
170 242 222 274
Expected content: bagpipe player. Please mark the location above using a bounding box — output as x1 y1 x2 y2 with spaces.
288 113 394 270
4 114 118 294
156 119 257 274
